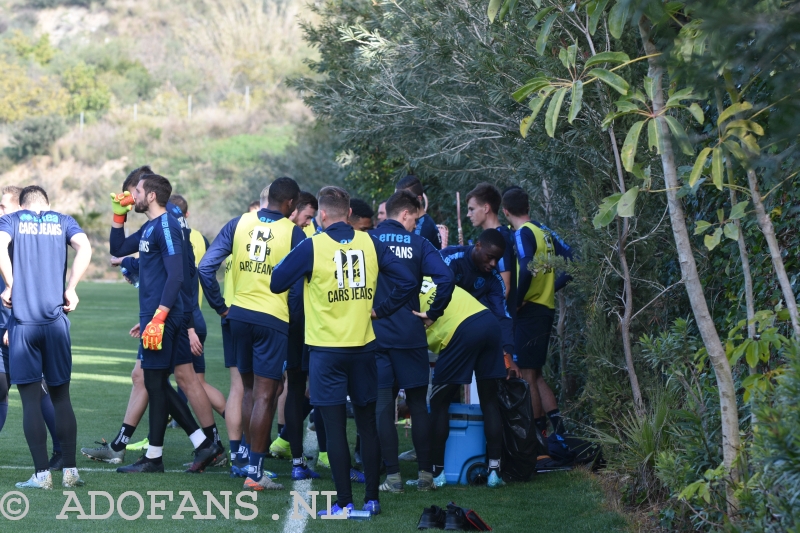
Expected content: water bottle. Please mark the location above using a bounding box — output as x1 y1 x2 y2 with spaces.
120 266 140 288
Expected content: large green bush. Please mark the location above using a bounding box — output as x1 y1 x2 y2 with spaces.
8 115 67 160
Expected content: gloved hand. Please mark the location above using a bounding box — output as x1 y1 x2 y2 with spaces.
142 309 168 350
111 191 135 224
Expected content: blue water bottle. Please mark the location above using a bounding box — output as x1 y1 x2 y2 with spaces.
120 266 140 288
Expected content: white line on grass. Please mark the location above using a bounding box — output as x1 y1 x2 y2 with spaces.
282 425 318 533
0 465 230 474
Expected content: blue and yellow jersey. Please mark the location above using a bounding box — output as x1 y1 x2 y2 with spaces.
419 278 486 354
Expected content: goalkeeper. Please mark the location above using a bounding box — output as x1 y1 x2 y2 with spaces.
109 174 219 473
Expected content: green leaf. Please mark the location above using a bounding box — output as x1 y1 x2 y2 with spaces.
711 147 724 190
617 186 639 217
665 87 697 107
536 13 559 55
694 220 712 235
729 201 748 220
558 48 569 69
488 0 503 23
601 111 624 129
746 339 758 368
717 208 725 223
520 114 535 138
592 193 622 229
704 227 723 251
567 44 578 68
545 87 568 137
512 76 551 102
568 80 583 123
724 222 739 241
584 51 631 69
615 99 640 113
643 77 655 101
647 119 661 153
608 1 629 39
688 103 704 125
723 139 747 161
587 0 610 35
498 0 519 21
688 147 712 187
621 120 645 171
663 115 693 155
741 134 761 154
588 68 629 95
528 95 549 120
718 101 753 125
527 6 556 30
726 119 765 136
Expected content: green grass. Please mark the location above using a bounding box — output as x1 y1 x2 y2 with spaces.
205 125 295 167
0 282 627 532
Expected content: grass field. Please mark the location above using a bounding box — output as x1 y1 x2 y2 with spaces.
0 282 627 532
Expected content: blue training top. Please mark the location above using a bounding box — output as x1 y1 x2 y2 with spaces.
368 219 455 350
441 244 515 354
415 213 442 249
0 210 84 325
110 211 184 317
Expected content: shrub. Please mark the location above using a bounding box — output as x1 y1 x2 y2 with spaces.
8 115 67 160
62 62 111 116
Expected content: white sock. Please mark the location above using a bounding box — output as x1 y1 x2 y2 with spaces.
35 470 50 482
189 429 206 449
489 459 501 470
63 467 79 476
145 445 163 459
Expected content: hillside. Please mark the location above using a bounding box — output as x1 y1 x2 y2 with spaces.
0 0 329 276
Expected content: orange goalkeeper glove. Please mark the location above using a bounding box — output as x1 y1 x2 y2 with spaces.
111 191 135 224
142 309 168 351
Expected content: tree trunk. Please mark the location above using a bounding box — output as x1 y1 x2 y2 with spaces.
638 18 741 505
608 127 644 417
745 168 800 337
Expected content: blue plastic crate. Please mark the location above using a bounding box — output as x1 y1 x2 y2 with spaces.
443 403 486 485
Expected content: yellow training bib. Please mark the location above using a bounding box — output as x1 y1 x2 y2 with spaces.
304 231 378 347
518 222 556 309
189 228 207 307
230 212 295 321
419 278 486 354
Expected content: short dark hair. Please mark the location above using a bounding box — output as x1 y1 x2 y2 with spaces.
502 187 529 217
350 198 374 220
396 175 424 197
268 177 300 205
318 186 350 218
169 194 188 215
296 191 318 212
466 182 502 214
140 174 172 207
477 228 506 254
248 200 260 211
385 190 420 218
19 185 49 207
123 165 154 192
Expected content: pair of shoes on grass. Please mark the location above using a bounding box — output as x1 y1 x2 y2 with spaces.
16 468 84 490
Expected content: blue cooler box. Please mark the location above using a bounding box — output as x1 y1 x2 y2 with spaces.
444 403 486 485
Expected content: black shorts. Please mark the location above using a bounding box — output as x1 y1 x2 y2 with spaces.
192 330 207 374
0 328 8 375
514 303 555 369
432 311 506 385
9 315 72 386
230 319 287 380
308 349 376 407
376 346 430 390
173 314 195 368
221 317 236 368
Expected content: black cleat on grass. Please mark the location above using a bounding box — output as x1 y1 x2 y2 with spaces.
117 456 165 473
185 442 224 473
49 451 63 471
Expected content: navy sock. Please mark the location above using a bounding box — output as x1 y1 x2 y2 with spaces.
111 423 137 452
230 439 241 461
248 451 265 480
41 389 61 453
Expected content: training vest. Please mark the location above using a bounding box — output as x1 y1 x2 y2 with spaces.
419 278 486 354
303 224 317 238
304 231 379 347
518 221 556 309
189 228 207 307
230 212 295 321
223 255 234 307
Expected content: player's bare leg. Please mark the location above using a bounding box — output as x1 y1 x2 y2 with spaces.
174 363 216 429
242 374 284 490
197 373 226 416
